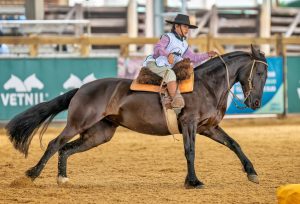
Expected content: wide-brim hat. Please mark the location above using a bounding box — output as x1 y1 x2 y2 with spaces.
165 14 198 29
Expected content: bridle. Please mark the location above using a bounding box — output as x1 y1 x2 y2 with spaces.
217 53 268 110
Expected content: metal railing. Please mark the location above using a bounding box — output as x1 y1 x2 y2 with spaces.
0 19 91 36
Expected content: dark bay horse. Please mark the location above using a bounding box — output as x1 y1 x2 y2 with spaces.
6 45 268 188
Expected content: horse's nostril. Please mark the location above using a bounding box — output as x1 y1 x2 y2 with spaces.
254 100 260 107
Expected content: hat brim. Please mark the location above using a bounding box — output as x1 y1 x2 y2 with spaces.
165 20 198 29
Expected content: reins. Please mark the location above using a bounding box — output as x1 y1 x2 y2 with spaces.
216 53 268 110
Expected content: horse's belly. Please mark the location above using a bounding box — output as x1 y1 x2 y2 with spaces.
105 90 173 135
116 109 171 135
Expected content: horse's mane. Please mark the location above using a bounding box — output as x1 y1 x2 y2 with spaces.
194 51 251 71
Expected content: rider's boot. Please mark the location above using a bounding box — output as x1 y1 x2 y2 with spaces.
167 81 185 109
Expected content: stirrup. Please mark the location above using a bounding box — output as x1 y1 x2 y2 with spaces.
171 93 185 115
172 107 183 115
171 94 185 107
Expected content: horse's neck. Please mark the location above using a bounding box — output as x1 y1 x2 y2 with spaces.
195 55 250 103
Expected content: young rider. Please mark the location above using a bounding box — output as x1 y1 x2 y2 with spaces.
143 14 217 109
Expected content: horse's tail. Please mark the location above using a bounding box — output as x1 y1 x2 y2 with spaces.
5 88 79 157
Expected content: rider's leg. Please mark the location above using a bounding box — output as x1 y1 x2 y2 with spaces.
167 80 185 108
147 61 185 108
164 69 184 108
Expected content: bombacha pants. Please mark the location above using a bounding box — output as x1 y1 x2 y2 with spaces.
146 61 176 83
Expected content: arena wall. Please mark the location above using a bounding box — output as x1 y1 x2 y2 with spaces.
287 56 300 113
0 56 299 121
0 57 117 121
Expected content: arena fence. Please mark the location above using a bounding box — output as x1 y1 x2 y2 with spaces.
0 35 300 57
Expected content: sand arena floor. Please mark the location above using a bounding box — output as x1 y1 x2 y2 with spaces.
0 117 299 203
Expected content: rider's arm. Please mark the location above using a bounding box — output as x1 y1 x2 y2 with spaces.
183 47 210 64
153 35 170 58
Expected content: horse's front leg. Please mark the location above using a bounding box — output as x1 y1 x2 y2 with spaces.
181 121 204 189
202 125 259 184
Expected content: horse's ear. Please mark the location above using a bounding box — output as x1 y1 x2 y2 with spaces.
251 44 259 58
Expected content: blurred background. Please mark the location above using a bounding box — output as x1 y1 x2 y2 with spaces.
0 0 300 121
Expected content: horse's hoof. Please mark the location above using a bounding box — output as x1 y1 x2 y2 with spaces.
25 167 38 181
184 179 205 189
248 174 259 184
184 183 205 189
57 176 69 185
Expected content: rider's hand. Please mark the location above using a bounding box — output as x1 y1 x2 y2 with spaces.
168 53 174 64
207 51 217 58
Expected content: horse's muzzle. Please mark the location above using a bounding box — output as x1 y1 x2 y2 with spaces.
252 99 261 109
245 97 261 110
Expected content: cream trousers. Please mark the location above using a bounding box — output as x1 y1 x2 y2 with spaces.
146 61 176 83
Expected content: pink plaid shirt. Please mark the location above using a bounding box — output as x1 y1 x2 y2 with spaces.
153 35 210 66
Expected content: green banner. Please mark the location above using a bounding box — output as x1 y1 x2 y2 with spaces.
287 57 300 113
0 58 117 121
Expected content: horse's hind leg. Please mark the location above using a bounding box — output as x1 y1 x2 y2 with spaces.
202 125 259 184
57 119 117 184
25 125 78 181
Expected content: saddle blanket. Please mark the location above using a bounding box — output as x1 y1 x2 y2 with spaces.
130 72 194 93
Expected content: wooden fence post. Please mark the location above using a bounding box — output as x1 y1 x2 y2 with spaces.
127 0 138 54
276 34 283 56
80 35 90 57
209 5 218 37
120 44 129 57
207 35 214 51
29 34 38 57
282 35 288 118
260 0 271 55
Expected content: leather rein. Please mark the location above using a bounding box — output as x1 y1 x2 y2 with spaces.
216 53 268 110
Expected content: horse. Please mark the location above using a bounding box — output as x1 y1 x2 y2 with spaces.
6 45 268 189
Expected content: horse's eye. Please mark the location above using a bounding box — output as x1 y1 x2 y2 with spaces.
257 72 263 77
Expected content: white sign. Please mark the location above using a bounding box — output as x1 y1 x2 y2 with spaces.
1 74 48 106
63 73 97 90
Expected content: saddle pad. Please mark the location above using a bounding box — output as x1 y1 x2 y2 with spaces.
130 72 194 93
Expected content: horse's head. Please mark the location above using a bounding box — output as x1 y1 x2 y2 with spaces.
238 45 268 110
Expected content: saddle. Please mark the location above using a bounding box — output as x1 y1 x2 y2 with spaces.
130 58 194 93
130 59 194 135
